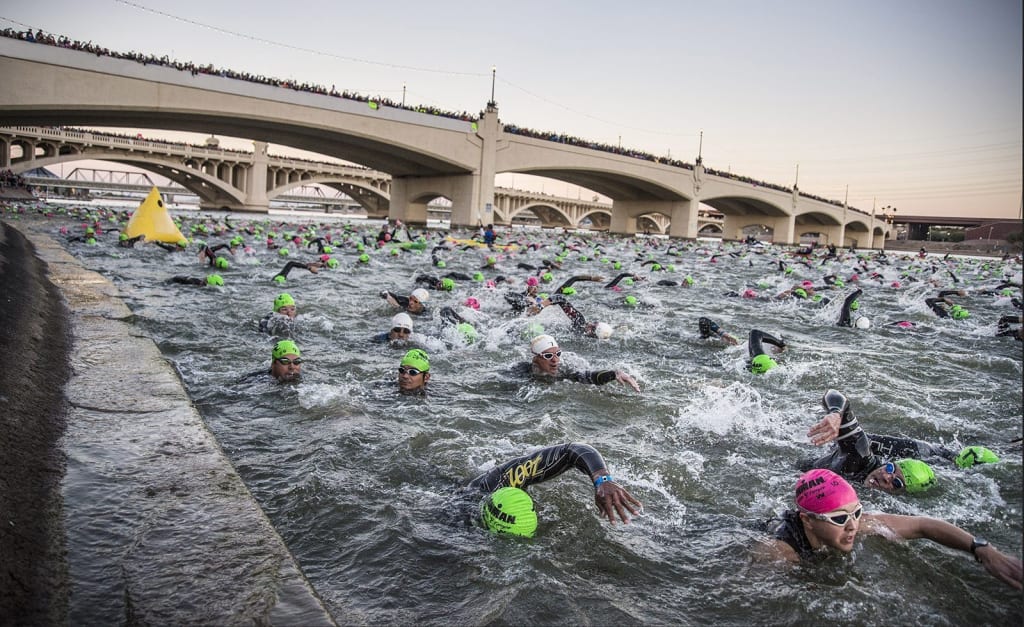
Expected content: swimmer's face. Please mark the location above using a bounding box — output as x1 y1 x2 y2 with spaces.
532 346 561 375
277 305 297 319
407 296 424 313
270 353 302 382
864 463 906 494
397 365 429 393
388 327 412 342
800 501 862 553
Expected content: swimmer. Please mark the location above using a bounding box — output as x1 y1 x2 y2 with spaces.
514 334 640 392
244 339 303 383
272 260 323 283
747 329 786 373
259 292 298 336
760 469 1023 590
374 312 415 344
698 317 739 345
382 287 430 315
996 314 1023 341
836 289 867 328
797 389 990 495
397 348 430 395
117 233 145 248
154 239 189 252
169 274 224 287
467 442 643 537
545 295 614 339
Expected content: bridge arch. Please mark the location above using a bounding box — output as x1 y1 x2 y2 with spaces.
507 202 574 228
269 176 391 217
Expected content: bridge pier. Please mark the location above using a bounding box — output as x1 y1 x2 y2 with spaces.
667 199 700 239
390 174 481 228
241 141 270 212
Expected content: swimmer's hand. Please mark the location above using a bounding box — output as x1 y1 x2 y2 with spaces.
615 371 641 393
807 413 841 446
722 333 740 346
976 544 1024 590
594 480 642 525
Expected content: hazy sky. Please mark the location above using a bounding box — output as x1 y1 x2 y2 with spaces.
4 0 1021 218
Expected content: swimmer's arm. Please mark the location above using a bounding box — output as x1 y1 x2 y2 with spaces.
754 539 800 563
862 513 1023 590
807 413 841 446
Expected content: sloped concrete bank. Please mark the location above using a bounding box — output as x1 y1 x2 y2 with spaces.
0 219 336 626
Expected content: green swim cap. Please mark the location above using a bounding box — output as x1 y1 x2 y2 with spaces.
85 227 95 234
273 275 287 284
812 294 823 302
473 272 485 282
541 272 553 283
119 233 128 241
480 487 537 538
272 340 301 359
613 261 622 270
793 288 808 298
561 286 577 295
600 257 609 263
274 293 295 310
785 267 794 274
487 256 496 264
895 459 936 493
356 242 365 252
436 260 447 268
327 258 339 269
667 264 676 272
206 274 224 286
1000 288 1014 297
950 306 970 320
623 278 634 286
624 295 638 306
177 239 188 247
834 279 845 288
441 278 455 291
456 322 478 343
86 237 97 245
684 276 695 285
749 354 777 374
358 253 370 263
391 248 400 256
954 446 1000 469
651 263 662 271
401 349 430 372
849 299 860 311
323 245 334 254
215 257 229 269
578 255 589 262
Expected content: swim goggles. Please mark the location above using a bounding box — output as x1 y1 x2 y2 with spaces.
804 504 863 526
538 350 562 361
391 327 411 335
884 462 906 491
398 366 423 376
275 357 303 365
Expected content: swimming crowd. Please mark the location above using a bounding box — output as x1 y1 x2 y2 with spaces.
6 197 1022 595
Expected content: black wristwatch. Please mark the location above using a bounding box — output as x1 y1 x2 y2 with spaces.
969 537 990 562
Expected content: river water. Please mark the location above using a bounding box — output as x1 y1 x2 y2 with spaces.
24 201 1024 624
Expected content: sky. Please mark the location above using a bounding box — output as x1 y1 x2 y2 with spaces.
3 0 1021 219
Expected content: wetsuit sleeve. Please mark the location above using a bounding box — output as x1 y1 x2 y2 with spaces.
439 306 465 326
837 289 863 327
821 390 876 471
937 290 960 299
571 370 618 385
274 261 310 280
748 329 785 358
552 300 589 335
444 272 473 281
170 276 204 286
505 292 531 314
554 275 591 293
155 241 176 251
415 275 440 287
925 298 949 318
385 292 410 309
604 273 633 288
467 443 609 492
867 434 956 462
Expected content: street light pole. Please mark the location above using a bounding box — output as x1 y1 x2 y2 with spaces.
402 83 406 107
490 66 496 105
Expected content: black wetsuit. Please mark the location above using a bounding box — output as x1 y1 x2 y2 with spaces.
169 276 206 286
748 330 785 361
546 296 591 336
773 510 818 560
273 261 317 281
510 361 620 386
467 443 609 492
796 390 886 483
837 289 864 327
118 234 146 248
258 312 295 337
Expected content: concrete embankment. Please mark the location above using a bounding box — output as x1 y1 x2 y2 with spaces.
0 219 336 625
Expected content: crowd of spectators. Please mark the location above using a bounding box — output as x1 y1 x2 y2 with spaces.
3 27 863 215
0 169 27 189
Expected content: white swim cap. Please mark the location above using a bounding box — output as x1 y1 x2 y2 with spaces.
530 334 558 355
855 316 871 329
391 312 413 331
594 322 613 340
411 288 430 302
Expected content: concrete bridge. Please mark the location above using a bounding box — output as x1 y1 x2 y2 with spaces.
0 36 892 245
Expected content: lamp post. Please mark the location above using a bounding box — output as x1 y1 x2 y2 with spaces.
490 66 496 105
402 83 406 107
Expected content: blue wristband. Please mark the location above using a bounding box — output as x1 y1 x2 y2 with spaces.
593 475 613 488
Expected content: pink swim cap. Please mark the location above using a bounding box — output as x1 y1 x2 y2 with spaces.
801 280 813 288
742 289 758 299
795 469 858 513
610 285 623 292
485 280 496 288
526 276 539 287
890 281 901 288
464 297 480 310
896 321 915 329
320 254 330 262
849 274 859 282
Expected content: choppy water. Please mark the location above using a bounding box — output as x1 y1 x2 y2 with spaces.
28 201 1024 624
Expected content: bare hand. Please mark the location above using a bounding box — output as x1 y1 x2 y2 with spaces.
978 546 1024 590
616 371 641 393
595 481 643 524
807 413 841 446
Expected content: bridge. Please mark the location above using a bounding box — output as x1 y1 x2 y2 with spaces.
0 36 892 245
